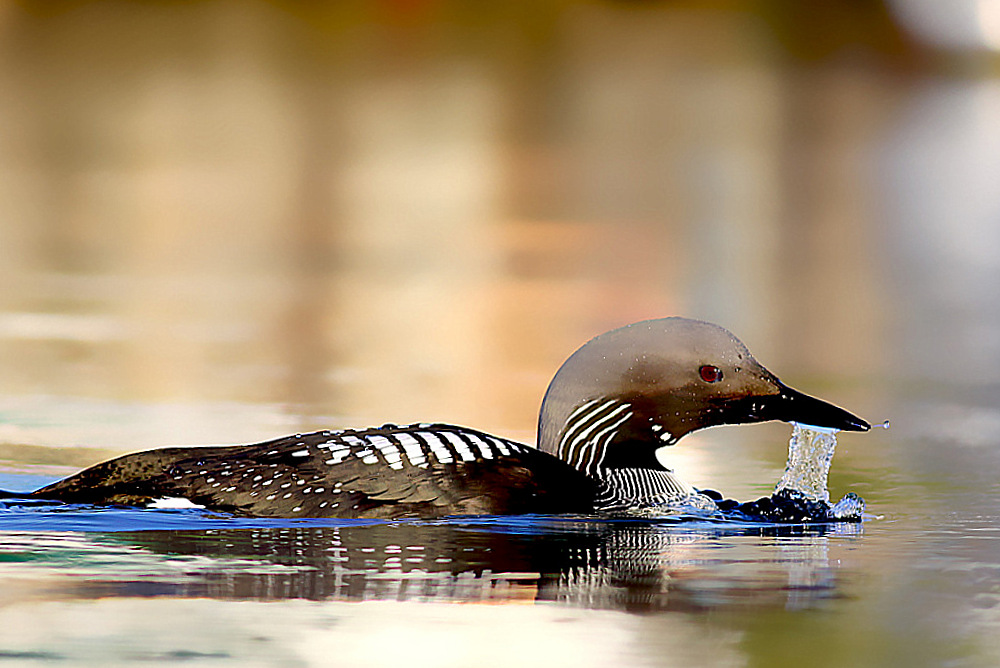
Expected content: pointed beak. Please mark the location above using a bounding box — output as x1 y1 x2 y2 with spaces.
759 383 870 432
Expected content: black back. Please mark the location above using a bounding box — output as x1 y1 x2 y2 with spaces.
30 424 598 519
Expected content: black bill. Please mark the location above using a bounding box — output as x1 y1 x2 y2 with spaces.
761 384 870 432
719 383 870 432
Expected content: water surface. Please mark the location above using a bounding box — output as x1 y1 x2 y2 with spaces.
3 2 1000 666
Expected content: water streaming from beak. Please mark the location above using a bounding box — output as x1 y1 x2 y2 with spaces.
773 423 841 503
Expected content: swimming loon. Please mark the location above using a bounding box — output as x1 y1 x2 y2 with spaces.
22 318 868 518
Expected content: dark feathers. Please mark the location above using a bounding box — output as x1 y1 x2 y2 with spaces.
31 425 598 519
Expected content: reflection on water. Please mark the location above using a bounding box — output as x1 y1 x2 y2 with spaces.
0 517 856 612
0 467 860 612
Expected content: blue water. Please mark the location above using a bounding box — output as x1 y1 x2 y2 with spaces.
0 471 856 533
0 502 858 533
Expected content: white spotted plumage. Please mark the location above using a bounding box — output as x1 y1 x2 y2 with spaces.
395 432 429 468
248 424 529 478
440 431 476 462
149 420 686 516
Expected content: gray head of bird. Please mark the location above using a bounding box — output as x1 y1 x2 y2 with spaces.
537 317 869 474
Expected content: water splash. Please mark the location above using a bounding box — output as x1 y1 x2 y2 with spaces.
773 423 840 503
692 421 872 523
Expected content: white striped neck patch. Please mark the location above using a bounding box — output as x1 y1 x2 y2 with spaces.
593 468 696 510
555 399 635 476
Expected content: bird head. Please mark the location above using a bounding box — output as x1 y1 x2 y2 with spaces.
537 318 869 473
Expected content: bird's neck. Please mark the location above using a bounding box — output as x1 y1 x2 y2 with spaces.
541 396 699 510
593 468 697 510
547 397 673 475
549 398 633 476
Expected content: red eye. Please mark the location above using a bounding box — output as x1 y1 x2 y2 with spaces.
699 365 723 383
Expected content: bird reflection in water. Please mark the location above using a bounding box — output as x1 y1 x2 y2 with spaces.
57 519 859 612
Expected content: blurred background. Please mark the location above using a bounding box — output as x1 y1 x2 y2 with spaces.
7 3 1000 667
0 0 998 493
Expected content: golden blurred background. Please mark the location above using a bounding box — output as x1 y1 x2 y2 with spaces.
0 1 997 484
